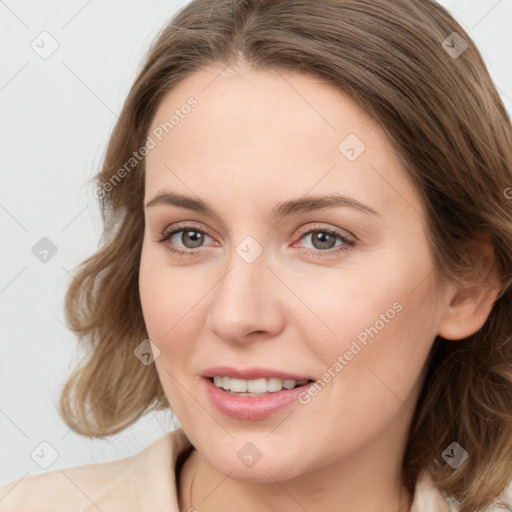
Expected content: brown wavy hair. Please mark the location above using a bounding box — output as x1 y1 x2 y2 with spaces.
59 0 512 510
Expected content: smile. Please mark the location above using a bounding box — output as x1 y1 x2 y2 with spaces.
212 376 310 395
203 376 315 420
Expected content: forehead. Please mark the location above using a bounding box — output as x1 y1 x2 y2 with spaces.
144 64 423 219
147 64 376 158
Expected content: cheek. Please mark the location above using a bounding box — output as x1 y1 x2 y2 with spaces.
288 250 439 407
138 252 206 417
284 273 438 467
138 246 207 344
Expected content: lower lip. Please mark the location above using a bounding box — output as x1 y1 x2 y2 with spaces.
203 377 315 420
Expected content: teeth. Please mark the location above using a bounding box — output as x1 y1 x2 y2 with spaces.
267 377 283 392
247 378 267 393
230 378 247 392
282 379 296 389
212 376 309 394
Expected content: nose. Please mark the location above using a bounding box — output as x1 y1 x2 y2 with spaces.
205 249 285 344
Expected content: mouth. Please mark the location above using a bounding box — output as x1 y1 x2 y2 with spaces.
209 376 315 397
202 374 317 420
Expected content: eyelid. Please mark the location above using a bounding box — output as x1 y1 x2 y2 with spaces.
293 222 356 243
160 221 216 241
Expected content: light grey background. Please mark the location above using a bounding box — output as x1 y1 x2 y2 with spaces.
1 0 511 485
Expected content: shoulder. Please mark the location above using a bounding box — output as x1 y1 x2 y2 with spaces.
412 470 512 512
0 428 193 512
411 470 457 511
0 454 138 512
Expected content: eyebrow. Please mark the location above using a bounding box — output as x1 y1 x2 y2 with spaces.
144 191 380 218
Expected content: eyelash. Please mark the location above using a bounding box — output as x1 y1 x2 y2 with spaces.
156 223 355 259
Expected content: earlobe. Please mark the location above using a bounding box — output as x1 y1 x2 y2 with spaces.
437 237 501 341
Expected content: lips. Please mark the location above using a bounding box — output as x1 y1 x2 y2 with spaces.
201 366 316 420
201 365 314 381
203 378 315 420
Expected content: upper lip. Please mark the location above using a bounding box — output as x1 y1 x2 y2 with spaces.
201 366 314 381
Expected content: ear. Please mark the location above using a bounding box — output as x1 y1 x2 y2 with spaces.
437 234 501 340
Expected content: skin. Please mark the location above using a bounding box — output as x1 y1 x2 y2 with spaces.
138 61 498 512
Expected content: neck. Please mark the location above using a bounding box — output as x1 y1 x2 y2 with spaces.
178 434 413 512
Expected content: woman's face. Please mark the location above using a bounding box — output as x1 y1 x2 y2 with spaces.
139 63 448 482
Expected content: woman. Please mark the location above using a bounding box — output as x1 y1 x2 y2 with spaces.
1 0 511 510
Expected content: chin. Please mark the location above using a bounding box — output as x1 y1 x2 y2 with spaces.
200 442 309 483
